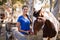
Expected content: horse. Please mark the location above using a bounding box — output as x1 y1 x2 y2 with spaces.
33 9 59 40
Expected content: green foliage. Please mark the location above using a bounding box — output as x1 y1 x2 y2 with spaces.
12 0 24 5
0 1 3 5
12 0 18 4
0 0 25 5
18 0 24 4
0 0 7 5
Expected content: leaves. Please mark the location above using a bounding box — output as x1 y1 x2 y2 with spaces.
0 1 3 5
12 0 24 5
0 0 7 5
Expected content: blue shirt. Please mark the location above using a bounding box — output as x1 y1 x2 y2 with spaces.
17 16 30 34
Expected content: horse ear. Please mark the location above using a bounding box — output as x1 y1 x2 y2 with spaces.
37 10 41 14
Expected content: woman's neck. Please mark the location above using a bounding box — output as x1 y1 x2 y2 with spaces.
23 13 27 17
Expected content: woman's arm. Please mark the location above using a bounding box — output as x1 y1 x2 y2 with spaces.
16 22 20 31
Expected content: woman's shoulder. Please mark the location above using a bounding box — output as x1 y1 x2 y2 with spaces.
18 15 23 18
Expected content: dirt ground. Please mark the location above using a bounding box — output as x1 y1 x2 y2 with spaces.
0 27 60 40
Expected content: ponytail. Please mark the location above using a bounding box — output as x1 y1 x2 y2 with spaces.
26 14 32 24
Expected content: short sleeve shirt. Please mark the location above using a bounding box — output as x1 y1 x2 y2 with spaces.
17 15 30 34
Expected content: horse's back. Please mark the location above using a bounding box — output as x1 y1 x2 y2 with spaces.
43 20 57 38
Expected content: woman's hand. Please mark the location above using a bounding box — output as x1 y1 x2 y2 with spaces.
25 31 30 34
28 29 34 35
19 30 30 34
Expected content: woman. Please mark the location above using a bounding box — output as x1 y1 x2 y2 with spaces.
15 5 32 40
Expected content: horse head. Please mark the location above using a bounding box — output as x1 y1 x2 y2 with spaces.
33 9 45 35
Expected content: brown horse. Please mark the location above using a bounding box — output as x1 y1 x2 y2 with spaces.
33 9 57 40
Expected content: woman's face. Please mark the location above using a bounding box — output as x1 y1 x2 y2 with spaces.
23 7 28 14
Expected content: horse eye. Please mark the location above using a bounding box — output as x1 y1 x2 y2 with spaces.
39 18 42 20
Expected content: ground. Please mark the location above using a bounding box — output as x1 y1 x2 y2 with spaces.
0 25 60 40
